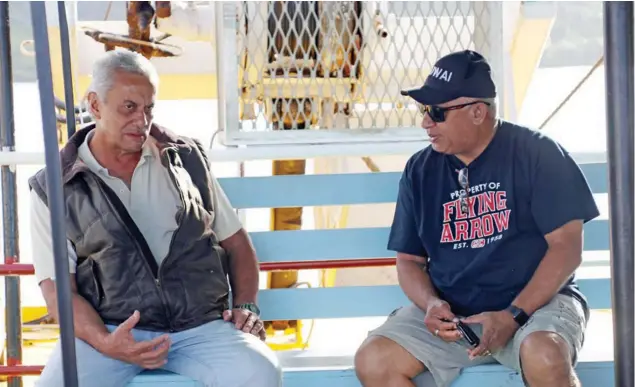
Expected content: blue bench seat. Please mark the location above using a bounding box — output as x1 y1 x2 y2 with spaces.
128 306 615 387
128 336 614 387
128 360 615 387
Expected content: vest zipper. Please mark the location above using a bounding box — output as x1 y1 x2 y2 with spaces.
158 156 186 292
154 149 187 332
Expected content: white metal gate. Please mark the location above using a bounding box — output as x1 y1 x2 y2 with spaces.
217 1 505 146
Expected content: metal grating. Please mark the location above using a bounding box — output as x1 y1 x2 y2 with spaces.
222 1 500 146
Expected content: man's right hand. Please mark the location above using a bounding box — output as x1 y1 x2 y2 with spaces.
424 299 462 342
98 310 171 369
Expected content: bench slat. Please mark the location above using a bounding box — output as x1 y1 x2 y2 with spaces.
218 163 607 209
128 360 614 386
257 278 611 321
219 173 399 208
280 360 614 387
251 220 609 263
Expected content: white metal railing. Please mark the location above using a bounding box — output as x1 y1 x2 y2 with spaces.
0 147 608 164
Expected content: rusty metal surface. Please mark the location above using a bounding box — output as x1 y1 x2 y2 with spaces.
83 1 180 58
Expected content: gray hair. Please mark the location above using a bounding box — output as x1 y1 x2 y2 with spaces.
86 50 159 101
482 97 498 118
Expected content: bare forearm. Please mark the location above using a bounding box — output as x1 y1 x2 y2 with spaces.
70 293 111 349
513 246 582 315
396 253 441 312
228 252 259 305
222 229 260 305
42 280 109 351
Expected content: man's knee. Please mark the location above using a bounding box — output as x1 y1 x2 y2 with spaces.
242 343 282 387
354 335 424 381
519 331 576 382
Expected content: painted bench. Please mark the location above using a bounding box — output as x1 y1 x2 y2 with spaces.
128 160 615 386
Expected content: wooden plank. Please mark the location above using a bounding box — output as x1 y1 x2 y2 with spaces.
250 220 609 263
257 278 611 321
218 162 607 209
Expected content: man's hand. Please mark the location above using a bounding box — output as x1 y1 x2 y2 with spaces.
223 308 266 341
462 310 519 360
99 310 171 369
424 299 462 342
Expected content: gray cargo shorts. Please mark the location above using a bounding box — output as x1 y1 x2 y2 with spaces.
366 294 588 387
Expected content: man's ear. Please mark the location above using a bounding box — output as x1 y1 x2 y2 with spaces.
470 102 487 125
87 92 102 120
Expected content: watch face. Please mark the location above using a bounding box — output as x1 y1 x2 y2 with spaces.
239 303 260 315
508 306 528 325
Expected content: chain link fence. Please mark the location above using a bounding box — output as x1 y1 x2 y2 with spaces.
223 1 501 145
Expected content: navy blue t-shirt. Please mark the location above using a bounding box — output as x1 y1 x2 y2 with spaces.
387 120 600 317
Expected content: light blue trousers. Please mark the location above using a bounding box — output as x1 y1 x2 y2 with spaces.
35 319 282 387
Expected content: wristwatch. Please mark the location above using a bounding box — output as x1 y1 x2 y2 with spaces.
235 302 261 316
506 305 530 326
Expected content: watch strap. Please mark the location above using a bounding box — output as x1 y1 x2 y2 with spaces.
235 302 261 316
506 305 529 326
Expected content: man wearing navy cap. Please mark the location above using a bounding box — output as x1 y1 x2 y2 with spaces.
354 50 598 387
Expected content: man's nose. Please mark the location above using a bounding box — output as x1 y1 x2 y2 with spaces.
421 113 435 130
135 111 150 126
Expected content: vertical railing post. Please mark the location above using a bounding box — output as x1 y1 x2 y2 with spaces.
603 2 635 387
29 2 79 386
57 1 77 139
0 4 23 387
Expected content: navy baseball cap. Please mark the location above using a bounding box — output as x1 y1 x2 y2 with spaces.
401 50 497 105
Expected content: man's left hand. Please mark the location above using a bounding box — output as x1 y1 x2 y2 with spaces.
223 308 267 341
461 310 519 360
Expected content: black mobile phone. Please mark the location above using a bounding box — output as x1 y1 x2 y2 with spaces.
441 318 480 347
456 321 480 348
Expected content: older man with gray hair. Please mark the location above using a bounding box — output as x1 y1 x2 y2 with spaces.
28 50 281 387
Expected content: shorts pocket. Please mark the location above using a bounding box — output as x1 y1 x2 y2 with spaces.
555 295 586 328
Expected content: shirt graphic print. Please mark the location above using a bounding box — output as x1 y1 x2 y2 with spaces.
440 181 511 250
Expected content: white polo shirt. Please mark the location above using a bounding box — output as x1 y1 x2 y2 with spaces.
29 131 242 284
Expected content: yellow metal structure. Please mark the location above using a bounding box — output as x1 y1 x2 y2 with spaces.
22 307 48 326
265 157 306 350
507 5 556 115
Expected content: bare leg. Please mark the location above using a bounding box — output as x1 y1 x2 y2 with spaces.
520 331 581 387
354 336 425 387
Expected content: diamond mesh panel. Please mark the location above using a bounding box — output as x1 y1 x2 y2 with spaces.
234 1 493 138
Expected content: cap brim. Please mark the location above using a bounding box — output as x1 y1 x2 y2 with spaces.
400 86 455 105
